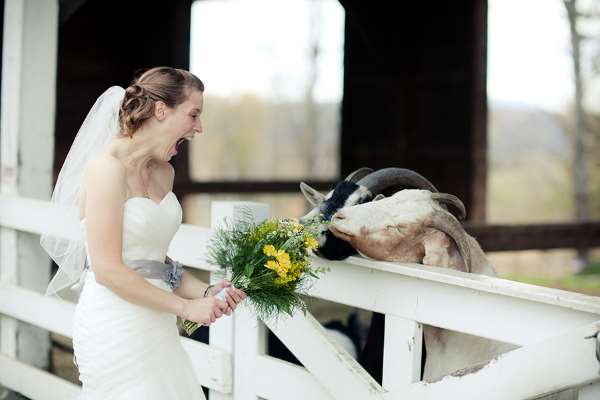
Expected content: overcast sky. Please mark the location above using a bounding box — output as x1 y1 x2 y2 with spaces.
191 0 576 111
487 0 573 111
190 0 344 103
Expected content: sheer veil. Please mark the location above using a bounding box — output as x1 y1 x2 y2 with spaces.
40 86 125 301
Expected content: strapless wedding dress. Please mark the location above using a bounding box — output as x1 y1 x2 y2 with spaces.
72 191 206 400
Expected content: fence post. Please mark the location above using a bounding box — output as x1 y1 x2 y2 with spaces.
382 316 423 390
209 201 270 400
579 382 600 399
1 3 58 399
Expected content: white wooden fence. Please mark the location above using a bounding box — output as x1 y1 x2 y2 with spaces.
1 194 600 399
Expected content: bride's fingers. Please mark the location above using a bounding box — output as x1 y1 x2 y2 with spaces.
227 290 240 303
231 289 245 303
225 293 236 310
216 298 229 312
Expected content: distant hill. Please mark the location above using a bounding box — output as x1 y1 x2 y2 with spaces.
489 100 569 168
487 100 574 223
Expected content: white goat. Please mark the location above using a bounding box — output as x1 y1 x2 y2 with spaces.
329 189 572 391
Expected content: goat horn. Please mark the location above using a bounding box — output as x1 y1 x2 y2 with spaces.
431 193 467 221
426 210 472 273
344 167 374 183
356 167 438 196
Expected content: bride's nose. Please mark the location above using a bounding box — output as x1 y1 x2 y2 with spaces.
193 120 203 135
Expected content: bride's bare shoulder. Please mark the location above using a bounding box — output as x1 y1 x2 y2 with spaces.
82 153 127 192
78 154 126 219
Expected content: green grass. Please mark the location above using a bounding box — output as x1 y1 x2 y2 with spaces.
500 270 600 296
578 261 600 276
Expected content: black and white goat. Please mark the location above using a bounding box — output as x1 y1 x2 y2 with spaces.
299 167 438 260
299 167 439 382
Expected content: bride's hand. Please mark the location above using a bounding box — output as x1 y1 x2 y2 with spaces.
209 279 247 313
180 296 229 326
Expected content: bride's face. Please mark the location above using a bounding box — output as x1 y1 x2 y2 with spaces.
155 89 204 160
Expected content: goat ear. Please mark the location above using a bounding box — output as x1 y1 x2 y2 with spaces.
300 182 326 206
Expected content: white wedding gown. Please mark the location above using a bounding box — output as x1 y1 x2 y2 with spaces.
72 191 206 399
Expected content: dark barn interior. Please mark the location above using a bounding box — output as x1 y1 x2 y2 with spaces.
55 0 486 219
55 0 195 186
339 0 487 222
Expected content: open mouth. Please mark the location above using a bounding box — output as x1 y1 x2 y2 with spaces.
174 136 192 154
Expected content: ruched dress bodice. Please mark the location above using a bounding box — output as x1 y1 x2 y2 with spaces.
81 191 182 268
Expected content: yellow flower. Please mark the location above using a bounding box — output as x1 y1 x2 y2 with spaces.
265 260 279 272
276 250 291 271
305 236 318 250
271 252 307 287
265 259 289 278
263 244 277 257
290 261 303 279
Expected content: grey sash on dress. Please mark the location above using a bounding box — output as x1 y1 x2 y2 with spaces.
128 258 184 289
79 258 184 290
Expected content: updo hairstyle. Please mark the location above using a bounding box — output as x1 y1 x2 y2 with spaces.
118 66 204 138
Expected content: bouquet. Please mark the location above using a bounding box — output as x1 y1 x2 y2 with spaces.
182 211 328 335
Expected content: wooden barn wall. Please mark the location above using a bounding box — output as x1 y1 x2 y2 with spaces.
340 0 488 221
54 0 193 187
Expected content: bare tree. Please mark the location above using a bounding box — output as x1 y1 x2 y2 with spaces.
303 0 323 176
564 0 591 271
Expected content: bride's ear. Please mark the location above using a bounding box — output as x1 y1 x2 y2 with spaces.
154 101 167 121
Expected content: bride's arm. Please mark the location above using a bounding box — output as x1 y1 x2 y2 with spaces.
168 259 246 309
98 264 188 317
172 269 210 299
83 157 190 317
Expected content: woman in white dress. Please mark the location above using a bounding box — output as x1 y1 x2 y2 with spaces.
41 67 246 399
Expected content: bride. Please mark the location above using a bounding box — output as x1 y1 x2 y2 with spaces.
40 66 246 399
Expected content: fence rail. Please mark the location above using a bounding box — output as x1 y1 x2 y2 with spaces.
1 194 600 399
